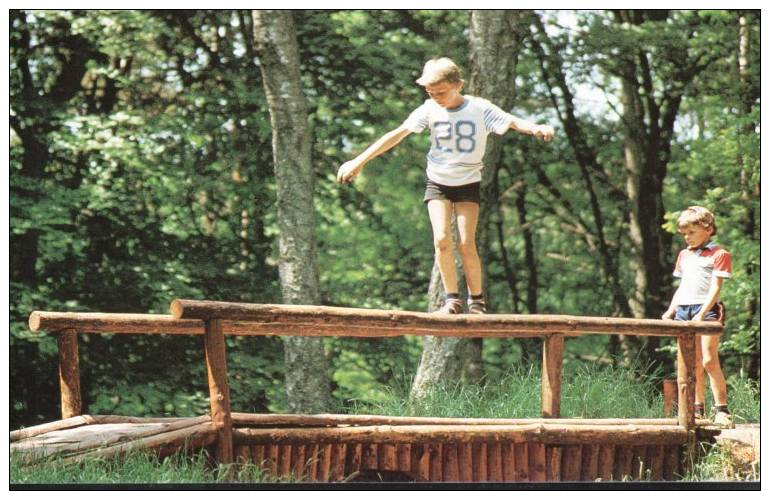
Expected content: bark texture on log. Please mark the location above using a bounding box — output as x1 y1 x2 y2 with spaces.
233 423 688 446
169 300 722 337
57 329 81 419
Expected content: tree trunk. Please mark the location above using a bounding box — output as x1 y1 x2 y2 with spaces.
736 13 760 380
411 10 527 397
252 10 333 413
613 9 701 367
410 230 469 400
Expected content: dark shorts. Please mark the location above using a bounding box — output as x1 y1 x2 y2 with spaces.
423 179 481 204
675 302 725 323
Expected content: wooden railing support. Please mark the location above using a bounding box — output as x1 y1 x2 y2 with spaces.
203 318 233 464
541 334 564 418
57 329 82 419
662 379 678 417
676 334 697 467
676 334 696 429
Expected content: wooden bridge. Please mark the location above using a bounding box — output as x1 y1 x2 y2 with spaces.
13 300 723 482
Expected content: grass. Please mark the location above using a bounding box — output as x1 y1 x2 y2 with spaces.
353 361 667 419
11 362 759 484
11 448 228 484
683 441 760 481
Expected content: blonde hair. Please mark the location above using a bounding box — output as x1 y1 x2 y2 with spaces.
415 58 464 86
677 206 717 235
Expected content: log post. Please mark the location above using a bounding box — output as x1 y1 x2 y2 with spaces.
204 318 233 464
677 334 697 467
57 329 82 419
662 379 678 417
541 334 564 418
676 334 696 429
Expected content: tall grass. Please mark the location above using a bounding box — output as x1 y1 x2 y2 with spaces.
10 448 267 484
683 441 760 481
354 361 666 419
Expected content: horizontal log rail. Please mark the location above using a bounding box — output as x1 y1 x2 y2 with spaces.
30 306 722 338
23 313 573 339
230 413 707 428
232 423 689 446
168 300 722 337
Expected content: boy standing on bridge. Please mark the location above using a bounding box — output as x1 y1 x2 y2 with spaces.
662 206 734 428
337 57 554 314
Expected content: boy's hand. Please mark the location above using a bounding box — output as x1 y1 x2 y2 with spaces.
534 124 555 142
661 309 675 320
337 160 363 184
692 312 706 322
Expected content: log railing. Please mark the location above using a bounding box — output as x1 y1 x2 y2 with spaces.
28 300 723 464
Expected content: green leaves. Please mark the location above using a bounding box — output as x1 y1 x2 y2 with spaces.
9 10 760 428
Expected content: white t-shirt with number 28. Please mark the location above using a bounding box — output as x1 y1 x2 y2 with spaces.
402 95 517 186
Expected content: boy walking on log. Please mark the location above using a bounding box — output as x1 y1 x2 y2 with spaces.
337 58 554 314
662 206 735 428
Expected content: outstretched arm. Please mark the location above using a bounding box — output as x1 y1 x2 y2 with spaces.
337 126 412 183
509 116 555 142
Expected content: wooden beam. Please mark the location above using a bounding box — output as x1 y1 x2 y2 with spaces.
30 307 723 338
233 424 689 446
541 334 564 417
26 312 550 338
53 421 217 466
204 318 233 464
677 333 697 469
229 413 687 428
57 329 81 419
663 379 678 417
170 300 723 337
13 415 212 463
10 415 97 442
676 334 696 430
30 312 204 333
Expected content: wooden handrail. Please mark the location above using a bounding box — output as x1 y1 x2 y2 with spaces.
30 306 723 338
168 300 722 337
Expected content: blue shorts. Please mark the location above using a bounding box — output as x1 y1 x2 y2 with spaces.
674 303 725 323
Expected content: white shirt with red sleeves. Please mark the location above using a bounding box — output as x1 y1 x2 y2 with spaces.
673 241 732 305
402 95 516 186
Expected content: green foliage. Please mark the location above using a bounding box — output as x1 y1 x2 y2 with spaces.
10 9 759 434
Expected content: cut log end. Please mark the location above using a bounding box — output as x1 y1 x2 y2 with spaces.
29 311 42 332
169 299 184 319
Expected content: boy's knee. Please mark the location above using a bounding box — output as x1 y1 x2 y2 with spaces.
702 354 720 372
457 239 477 256
434 236 453 253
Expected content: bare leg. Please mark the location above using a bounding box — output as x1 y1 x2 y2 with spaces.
454 201 482 296
427 199 458 294
701 334 728 406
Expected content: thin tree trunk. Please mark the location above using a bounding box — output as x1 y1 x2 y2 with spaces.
515 184 538 314
736 13 759 380
252 10 333 413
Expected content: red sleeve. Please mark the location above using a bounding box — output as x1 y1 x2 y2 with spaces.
713 249 732 277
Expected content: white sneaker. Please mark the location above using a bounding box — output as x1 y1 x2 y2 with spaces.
713 411 735 429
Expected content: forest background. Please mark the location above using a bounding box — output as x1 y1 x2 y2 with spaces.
9 9 760 429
